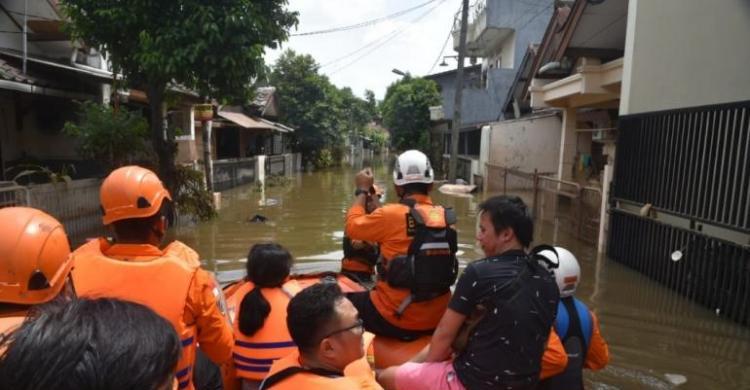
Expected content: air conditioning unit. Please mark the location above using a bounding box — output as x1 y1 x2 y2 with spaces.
592 128 617 143
429 105 444 121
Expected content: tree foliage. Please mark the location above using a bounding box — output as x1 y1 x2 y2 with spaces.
270 50 374 167
63 102 150 171
381 76 440 152
61 0 298 189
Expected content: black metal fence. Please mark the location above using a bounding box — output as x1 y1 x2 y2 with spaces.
610 100 750 326
609 211 750 325
615 101 749 231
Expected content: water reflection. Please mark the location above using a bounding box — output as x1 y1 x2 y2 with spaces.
174 163 750 389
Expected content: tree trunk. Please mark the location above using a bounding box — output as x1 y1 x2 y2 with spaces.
147 84 177 194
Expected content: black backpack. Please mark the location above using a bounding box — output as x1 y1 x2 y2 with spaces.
380 199 458 317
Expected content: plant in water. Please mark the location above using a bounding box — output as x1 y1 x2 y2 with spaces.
174 165 217 221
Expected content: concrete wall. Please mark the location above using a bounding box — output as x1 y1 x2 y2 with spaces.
486 0 552 69
487 112 561 173
430 67 516 126
621 0 750 115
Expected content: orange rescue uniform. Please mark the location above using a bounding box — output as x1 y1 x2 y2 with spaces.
71 239 233 390
345 194 449 331
583 312 610 370
540 328 568 380
262 333 382 390
225 280 301 381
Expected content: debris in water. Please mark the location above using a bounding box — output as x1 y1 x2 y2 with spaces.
249 214 268 223
664 373 687 386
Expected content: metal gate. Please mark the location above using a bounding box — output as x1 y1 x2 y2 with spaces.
609 100 750 325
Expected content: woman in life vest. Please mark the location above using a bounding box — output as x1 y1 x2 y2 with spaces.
0 207 74 337
226 243 298 389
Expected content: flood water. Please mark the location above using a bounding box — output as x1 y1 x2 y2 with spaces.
174 162 750 390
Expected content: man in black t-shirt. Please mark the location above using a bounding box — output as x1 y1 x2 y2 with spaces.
377 196 560 390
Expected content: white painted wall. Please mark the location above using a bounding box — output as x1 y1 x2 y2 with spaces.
620 0 750 115
487 112 561 173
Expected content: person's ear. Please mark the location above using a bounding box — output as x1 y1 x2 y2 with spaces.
318 337 336 359
499 227 514 243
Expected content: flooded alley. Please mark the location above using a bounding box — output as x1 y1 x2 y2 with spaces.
175 163 750 390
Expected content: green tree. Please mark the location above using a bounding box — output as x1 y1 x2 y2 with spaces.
63 101 150 171
381 76 440 151
364 89 379 119
270 50 373 167
61 0 298 191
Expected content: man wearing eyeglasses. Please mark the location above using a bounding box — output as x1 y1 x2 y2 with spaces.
259 283 382 390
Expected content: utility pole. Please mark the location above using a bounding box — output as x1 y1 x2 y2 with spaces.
448 0 469 182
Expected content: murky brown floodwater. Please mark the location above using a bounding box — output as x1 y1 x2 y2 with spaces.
175 162 750 390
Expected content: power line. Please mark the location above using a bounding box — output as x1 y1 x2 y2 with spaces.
291 0 439 36
327 0 447 76
426 10 458 75
320 28 401 68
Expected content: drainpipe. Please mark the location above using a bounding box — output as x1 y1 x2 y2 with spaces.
22 0 27 74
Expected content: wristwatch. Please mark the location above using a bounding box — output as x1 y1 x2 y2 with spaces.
354 189 370 197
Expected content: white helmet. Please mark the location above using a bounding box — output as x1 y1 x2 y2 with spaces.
393 150 434 186
539 246 580 298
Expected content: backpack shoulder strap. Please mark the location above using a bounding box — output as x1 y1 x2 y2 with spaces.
444 207 457 225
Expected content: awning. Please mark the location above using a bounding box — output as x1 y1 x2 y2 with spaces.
217 110 275 130
259 117 294 133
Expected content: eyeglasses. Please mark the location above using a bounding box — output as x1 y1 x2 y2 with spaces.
319 318 364 340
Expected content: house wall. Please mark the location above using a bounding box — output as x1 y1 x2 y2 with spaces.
0 92 79 164
620 0 750 115
485 0 552 70
431 67 516 126
487 112 561 173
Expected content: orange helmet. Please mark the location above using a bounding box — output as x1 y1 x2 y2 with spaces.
100 166 172 225
0 207 73 305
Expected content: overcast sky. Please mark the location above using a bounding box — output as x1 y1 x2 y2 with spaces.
264 0 461 100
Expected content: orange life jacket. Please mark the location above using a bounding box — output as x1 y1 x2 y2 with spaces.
261 333 380 390
225 280 301 381
71 239 199 390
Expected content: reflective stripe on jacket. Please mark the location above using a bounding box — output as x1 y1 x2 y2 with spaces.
225 280 301 380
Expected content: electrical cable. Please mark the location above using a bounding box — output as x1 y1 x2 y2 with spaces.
327 0 447 76
291 0 439 36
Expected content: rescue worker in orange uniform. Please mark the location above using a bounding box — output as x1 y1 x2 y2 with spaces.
345 150 458 340
341 185 383 284
260 283 382 390
225 243 299 389
538 247 610 389
0 207 74 336
70 166 233 390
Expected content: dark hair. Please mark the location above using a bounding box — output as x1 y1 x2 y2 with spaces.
286 283 344 355
478 195 533 247
111 201 172 243
400 182 430 195
0 298 180 390
238 243 293 336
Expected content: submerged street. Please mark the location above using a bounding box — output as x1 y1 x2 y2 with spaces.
175 163 750 389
